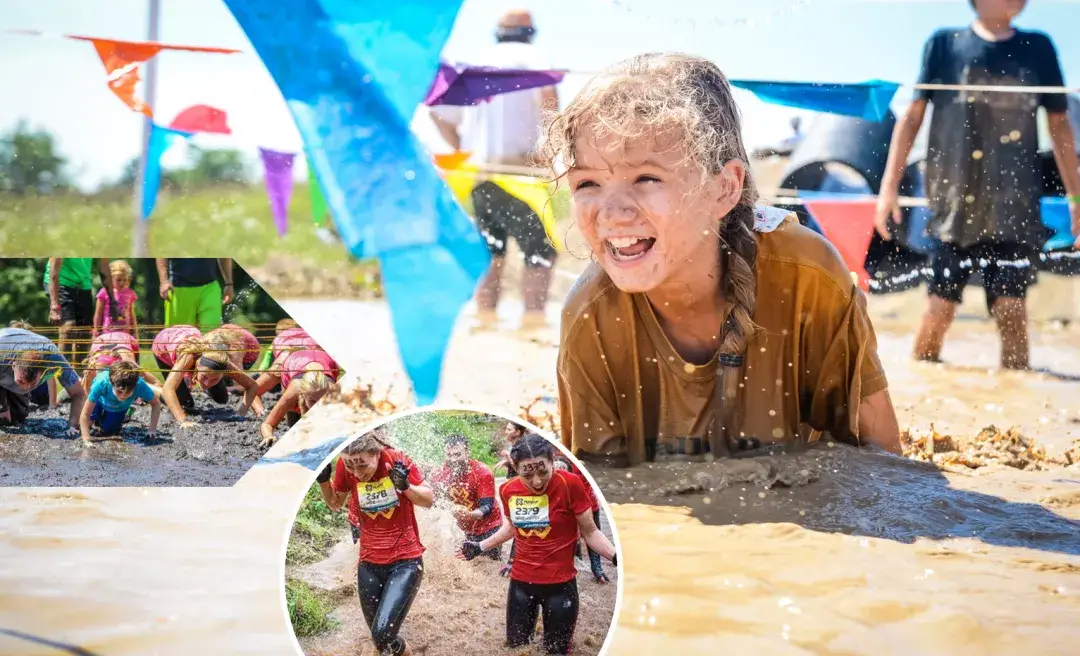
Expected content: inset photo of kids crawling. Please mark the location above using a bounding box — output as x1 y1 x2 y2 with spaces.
0 257 344 487
284 409 620 656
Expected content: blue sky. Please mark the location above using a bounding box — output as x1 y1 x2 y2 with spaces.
2 0 1078 189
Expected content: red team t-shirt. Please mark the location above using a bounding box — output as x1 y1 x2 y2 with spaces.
432 460 503 536
332 448 426 565
558 456 601 513
500 469 592 585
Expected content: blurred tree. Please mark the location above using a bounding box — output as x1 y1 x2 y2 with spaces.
0 259 50 326
0 121 70 194
182 146 248 186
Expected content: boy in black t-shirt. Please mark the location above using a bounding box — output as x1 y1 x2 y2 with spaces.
876 0 1080 370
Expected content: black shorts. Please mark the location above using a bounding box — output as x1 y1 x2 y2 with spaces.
57 286 95 325
471 181 556 264
927 241 1037 311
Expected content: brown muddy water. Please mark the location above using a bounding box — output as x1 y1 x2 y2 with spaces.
2 287 1079 655
293 486 618 656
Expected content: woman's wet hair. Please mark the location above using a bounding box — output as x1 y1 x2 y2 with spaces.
109 360 141 392
505 421 526 437
540 53 759 453
343 427 389 456
298 364 331 396
275 318 299 334
178 335 231 372
8 320 33 330
509 432 555 465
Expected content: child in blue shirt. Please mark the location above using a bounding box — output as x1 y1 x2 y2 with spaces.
80 360 161 446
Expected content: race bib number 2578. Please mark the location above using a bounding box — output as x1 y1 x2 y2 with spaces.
357 476 399 519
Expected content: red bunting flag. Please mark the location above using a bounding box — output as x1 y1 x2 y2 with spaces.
803 199 878 292
169 104 231 134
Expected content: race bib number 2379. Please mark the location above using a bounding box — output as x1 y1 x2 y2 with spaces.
509 494 550 536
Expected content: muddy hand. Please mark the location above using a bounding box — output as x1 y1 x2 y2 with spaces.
316 463 334 484
874 190 902 241
458 541 482 561
388 461 411 491
259 434 278 449
180 420 196 430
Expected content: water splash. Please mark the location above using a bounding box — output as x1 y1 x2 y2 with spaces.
254 436 349 471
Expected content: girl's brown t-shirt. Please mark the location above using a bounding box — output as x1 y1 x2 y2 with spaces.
557 213 889 465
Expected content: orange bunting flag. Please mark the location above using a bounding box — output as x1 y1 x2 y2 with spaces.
88 38 163 116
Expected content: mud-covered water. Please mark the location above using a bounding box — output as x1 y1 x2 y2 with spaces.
3 290 1080 655
294 491 619 656
0 392 279 487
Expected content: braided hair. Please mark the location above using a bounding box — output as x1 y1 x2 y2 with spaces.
540 53 760 455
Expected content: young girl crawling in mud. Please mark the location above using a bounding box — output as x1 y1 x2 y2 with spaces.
152 325 262 429
547 53 901 466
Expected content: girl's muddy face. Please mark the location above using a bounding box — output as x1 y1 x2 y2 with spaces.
299 389 328 413
341 451 380 482
568 127 742 293
515 456 553 494
195 371 223 389
112 273 131 290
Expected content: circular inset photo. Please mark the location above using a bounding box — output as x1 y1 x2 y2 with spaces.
281 407 622 656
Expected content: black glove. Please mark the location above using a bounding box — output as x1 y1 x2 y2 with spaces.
611 554 618 567
316 463 333 484
388 461 410 491
460 541 482 561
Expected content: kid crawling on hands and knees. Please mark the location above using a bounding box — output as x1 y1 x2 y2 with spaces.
79 360 161 446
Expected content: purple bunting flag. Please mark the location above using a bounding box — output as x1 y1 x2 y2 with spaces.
259 147 297 236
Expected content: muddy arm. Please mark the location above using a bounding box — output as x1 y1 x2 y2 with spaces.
92 297 104 337
576 510 617 562
229 370 260 417
161 357 193 424
64 380 86 430
320 479 349 512
147 396 162 434
858 389 901 454
478 516 516 552
403 483 434 509
78 398 95 442
260 382 299 446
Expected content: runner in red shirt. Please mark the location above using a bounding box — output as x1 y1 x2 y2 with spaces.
494 421 528 577
431 433 504 559
554 456 609 584
317 428 433 656
457 433 618 654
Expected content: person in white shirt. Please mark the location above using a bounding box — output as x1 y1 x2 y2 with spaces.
431 9 559 332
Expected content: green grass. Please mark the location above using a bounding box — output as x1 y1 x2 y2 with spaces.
287 484 351 567
0 185 360 270
388 409 504 468
286 577 341 638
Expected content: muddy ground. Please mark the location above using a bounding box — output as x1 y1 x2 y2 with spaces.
0 390 281 487
293 494 619 656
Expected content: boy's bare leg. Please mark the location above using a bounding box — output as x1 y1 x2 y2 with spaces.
59 320 76 366
913 296 958 362
991 296 1030 370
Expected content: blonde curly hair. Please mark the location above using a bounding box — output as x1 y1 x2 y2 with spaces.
539 53 759 455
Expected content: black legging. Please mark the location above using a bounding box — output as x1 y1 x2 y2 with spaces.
357 557 423 656
155 357 229 408
506 578 579 654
